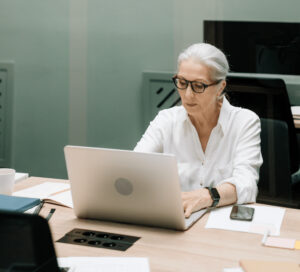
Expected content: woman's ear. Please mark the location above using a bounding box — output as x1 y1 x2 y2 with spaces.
217 80 226 97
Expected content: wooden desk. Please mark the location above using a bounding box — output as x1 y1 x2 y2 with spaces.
15 177 300 272
294 119 300 129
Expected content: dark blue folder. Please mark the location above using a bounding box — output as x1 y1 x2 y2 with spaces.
0 194 40 212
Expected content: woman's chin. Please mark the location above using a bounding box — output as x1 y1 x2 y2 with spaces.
184 104 198 113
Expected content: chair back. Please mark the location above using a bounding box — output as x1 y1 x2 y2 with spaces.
0 211 60 272
226 76 299 174
259 118 292 197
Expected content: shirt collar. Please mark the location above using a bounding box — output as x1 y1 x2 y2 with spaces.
217 96 233 134
179 96 234 134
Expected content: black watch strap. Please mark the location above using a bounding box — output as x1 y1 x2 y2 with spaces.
205 187 220 207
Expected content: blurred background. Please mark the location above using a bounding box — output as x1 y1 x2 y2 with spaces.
1 0 300 179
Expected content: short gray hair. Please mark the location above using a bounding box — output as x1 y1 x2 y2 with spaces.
177 43 229 80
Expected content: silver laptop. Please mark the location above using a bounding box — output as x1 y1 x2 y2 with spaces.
64 145 207 231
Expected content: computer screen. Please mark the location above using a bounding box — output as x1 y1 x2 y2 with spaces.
204 20 300 75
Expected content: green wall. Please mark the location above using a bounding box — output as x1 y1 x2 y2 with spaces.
1 0 300 179
86 1 174 149
0 1 69 178
0 0 175 179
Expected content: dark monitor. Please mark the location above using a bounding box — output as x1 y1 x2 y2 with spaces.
204 20 300 75
0 211 60 272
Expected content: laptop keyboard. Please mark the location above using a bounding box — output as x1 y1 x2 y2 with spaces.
184 209 207 228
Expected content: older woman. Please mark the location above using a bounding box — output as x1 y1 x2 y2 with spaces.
134 43 262 218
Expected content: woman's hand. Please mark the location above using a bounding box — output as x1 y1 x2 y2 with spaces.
182 183 238 218
181 188 212 218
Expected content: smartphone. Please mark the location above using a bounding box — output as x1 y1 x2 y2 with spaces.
230 205 255 221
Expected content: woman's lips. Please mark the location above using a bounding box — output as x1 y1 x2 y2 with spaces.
186 103 197 107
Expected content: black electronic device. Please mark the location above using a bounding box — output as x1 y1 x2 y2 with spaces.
57 228 140 252
0 211 61 272
205 187 220 207
204 20 300 75
230 205 255 221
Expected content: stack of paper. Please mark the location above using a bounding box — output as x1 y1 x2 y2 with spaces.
15 172 29 183
13 182 73 208
291 106 300 120
57 257 150 272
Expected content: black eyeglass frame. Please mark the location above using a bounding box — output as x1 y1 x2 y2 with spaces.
172 75 222 93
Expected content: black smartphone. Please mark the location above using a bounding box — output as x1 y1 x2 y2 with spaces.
230 205 255 221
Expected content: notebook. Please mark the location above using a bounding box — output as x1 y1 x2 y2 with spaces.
64 145 207 231
240 259 300 272
0 194 40 212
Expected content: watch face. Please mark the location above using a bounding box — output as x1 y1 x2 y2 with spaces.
209 187 220 207
210 188 220 200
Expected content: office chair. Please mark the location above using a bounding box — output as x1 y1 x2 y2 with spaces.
259 118 291 196
226 76 300 202
0 211 60 272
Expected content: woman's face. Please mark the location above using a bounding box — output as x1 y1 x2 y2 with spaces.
177 58 226 116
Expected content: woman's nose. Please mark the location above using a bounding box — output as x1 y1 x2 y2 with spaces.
185 83 194 98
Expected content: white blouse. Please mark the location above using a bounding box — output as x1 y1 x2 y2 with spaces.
134 97 263 204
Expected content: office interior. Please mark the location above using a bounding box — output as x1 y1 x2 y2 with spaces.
1 0 300 206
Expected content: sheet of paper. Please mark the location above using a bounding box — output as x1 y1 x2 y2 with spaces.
47 190 73 208
223 268 244 272
13 182 70 199
57 257 150 272
15 172 29 183
24 205 39 214
205 205 285 236
291 106 300 116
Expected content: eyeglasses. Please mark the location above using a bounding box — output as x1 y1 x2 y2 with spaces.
172 76 222 93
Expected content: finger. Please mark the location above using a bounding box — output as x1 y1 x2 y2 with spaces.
182 200 188 211
184 205 193 218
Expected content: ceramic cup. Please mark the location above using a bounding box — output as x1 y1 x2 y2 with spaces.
0 168 15 195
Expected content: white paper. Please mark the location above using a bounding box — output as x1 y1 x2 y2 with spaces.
205 204 285 236
291 106 300 116
24 205 39 214
14 172 29 183
223 268 244 272
47 190 73 208
13 182 70 199
57 257 150 272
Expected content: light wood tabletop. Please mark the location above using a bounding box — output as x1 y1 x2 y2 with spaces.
15 177 300 272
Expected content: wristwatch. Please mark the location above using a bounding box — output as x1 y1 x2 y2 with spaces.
205 187 220 208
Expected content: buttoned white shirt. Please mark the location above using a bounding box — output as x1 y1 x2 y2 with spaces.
134 97 263 204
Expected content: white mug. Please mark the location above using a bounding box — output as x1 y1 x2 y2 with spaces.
0 168 15 195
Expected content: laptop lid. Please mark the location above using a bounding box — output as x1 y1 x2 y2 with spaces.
0 211 60 272
64 145 206 231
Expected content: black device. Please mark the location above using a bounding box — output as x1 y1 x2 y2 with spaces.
0 211 61 272
204 20 300 75
230 205 255 221
205 187 220 207
57 228 140 252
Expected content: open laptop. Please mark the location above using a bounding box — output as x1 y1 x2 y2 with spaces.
64 145 207 231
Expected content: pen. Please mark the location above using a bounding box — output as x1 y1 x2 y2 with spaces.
46 208 56 221
33 201 44 215
261 229 270 245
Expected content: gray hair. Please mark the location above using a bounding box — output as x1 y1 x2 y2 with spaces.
177 43 229 80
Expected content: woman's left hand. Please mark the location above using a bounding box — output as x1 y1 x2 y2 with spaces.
181 188 212 218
